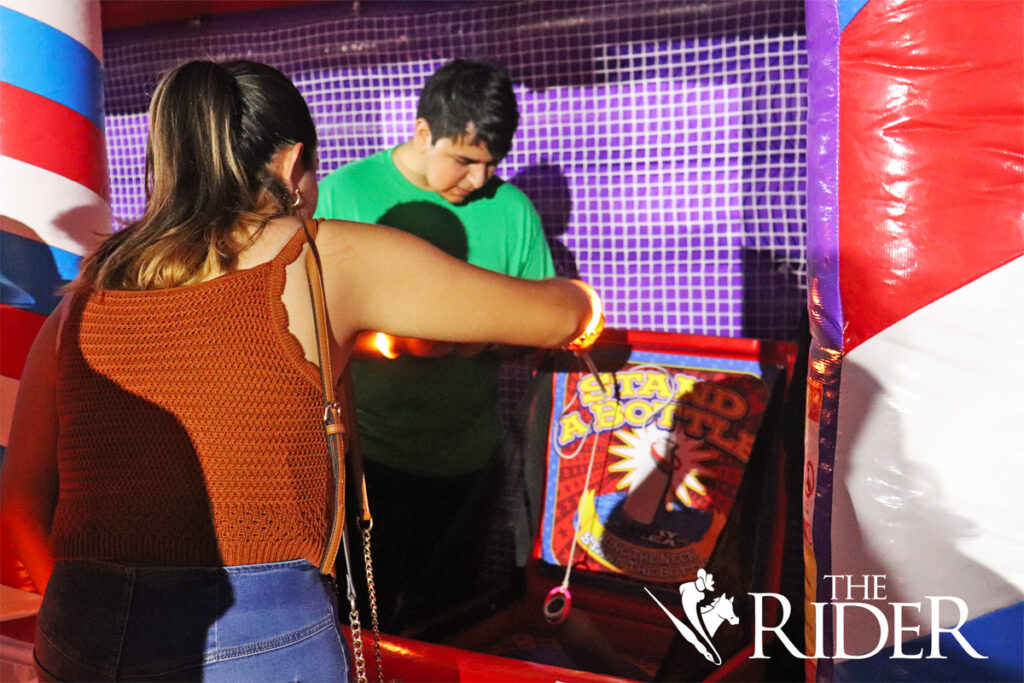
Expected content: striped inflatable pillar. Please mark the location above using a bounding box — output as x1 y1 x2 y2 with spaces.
0 0 109 590
803 0 1023 680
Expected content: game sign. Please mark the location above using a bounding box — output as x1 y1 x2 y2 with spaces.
539 347 781 584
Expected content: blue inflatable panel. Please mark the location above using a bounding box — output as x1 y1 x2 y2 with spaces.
0 230 80 315
0 6 104 128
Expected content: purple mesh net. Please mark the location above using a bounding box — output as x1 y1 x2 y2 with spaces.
103 0 807 341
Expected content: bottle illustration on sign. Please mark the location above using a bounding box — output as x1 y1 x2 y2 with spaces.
613 422 716 526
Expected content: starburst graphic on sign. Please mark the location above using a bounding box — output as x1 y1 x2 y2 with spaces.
608 422 717 509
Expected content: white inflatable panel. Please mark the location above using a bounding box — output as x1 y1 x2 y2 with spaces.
833 255 1024 654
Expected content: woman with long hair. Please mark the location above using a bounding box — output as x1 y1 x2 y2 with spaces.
0 60 599 681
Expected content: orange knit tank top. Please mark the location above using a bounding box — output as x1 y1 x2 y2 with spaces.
51 227 332 567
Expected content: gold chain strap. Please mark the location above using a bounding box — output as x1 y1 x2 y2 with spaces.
361 525 383 683
348 597 367 683
346 526 382 683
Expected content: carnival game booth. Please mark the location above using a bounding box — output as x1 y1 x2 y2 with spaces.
347 328 799 682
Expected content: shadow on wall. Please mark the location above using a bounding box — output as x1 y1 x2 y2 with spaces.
740 247 803 340
510 163 578 278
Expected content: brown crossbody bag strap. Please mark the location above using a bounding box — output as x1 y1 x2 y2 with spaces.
301 219 383 683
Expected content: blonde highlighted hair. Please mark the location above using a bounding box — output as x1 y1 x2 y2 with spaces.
74 60 317 292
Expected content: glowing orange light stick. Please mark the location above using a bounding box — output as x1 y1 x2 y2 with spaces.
566 280 605 353
566 280 607 393
374 332 399 359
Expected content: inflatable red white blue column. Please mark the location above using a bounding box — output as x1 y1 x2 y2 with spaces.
803 0 1023 680
0 0 109 588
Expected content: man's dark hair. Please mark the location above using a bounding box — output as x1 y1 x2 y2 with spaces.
416 59 519 160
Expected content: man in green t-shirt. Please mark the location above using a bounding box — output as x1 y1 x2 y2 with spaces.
315 59 554 633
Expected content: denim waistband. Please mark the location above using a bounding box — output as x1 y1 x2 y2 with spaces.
36 559 342 681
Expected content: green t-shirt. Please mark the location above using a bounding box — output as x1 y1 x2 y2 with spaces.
315 148 555 476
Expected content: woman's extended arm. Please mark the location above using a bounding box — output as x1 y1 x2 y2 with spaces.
316 219 595 352
0 306 62 594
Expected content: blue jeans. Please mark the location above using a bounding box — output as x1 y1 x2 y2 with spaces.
34 559 349 681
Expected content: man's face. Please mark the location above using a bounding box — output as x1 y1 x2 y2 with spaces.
418 122 501 204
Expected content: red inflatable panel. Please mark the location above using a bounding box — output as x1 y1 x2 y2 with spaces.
0 305 46 381
838 0 1024 352
0 82 108 198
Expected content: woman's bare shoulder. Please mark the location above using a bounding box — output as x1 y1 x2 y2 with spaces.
315 219 422 262
316 218 401 240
